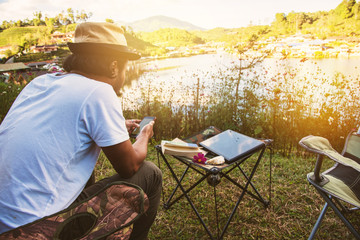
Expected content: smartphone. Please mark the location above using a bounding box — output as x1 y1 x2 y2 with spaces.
131 116 155 137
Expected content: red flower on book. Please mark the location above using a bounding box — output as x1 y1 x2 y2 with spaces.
193 153 207 164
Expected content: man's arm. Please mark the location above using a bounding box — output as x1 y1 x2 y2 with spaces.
101 121 154 178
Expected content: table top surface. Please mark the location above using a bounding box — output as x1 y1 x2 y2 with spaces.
156 138 272 173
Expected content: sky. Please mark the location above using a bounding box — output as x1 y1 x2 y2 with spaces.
0 0 344 29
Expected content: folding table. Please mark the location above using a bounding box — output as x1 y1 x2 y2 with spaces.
156 127 273 239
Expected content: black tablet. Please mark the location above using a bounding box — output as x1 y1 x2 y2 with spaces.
199 130 265 163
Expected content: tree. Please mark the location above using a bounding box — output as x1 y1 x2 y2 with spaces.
287 12 298 32
296 12 309 29
76 10 93 23
32 19 40 27
105 18 114 23
20 33 34 53
4 49 13 58
67 8 75 24
335 0 356 19
272 13 287 34
231 30 271 130
15 20 23 27
1 21 9 29
352 2 360 20
274 13 286 24
33 11 43 26
23 18 32 27
45 17 55 28
56 11 70 25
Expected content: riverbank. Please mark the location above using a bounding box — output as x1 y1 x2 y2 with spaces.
145 33 360 61
95 147 359 240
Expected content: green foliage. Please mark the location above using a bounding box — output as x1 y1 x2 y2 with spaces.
3 1 360 54
267 1 360 38
0 26 47 47
15 46 70 62
53 23 77 34
124 32 159 56
0 82 24 123
138 28 205 47
191 27 229 42
2 56 360 155
2 0 360 154
335 0 356 19
95 147 359 239
121 70 187 139
0 24 158 58
3 49 12 58
194 26 270 48
1 67 358 239
4 0 360 59
0 9 92 31
121 53 360 156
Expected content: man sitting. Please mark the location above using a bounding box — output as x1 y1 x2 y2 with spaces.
0 22 162 240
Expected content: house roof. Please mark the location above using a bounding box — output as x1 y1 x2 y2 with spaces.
26 61 51 68
0 62 30 73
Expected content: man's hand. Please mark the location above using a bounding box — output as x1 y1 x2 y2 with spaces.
125 119 141 134
136 120 155 140
102 119 155 178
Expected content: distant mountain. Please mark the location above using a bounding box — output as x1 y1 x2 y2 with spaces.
119 15 206 32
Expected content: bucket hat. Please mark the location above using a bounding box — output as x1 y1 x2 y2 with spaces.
68 22 141 60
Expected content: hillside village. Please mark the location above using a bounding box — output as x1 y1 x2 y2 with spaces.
1 29 359 60
1 28 360 85
172 34 359 59
261 34 358 58
0 30 74 58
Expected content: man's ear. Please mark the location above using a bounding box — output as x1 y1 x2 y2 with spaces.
110 60 119 78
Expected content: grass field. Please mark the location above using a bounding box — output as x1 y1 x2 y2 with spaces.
95 142 360 240
0 26 47 46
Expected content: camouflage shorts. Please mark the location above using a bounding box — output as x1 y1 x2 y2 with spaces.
0 181 149 240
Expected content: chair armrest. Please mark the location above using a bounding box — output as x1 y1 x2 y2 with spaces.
299 135 360 185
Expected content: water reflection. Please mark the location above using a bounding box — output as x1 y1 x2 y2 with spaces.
121 54 360 111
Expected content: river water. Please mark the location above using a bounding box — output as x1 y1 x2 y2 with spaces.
121 53 360 110
141 53 360 80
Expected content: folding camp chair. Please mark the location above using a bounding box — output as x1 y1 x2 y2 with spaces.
299 129 360 239
0 181 149 240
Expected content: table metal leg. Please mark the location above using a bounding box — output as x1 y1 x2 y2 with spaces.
213 184 220 239
165 171 208 209
236 150 270 206
164 165 190 209
220 149 270 207
159 150 217 239
157 145 271 240
219 147 266 239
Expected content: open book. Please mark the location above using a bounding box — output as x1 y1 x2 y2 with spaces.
161 138 206 158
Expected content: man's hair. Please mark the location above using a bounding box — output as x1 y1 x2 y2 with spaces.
63 53 127 78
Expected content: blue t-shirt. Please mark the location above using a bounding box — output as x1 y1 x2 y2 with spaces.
0 73 129 233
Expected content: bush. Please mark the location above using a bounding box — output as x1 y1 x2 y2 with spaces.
0 82 24 123
2 57 359 155
15 47 71 63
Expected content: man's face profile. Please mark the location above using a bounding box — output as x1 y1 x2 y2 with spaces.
113 60 128 93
